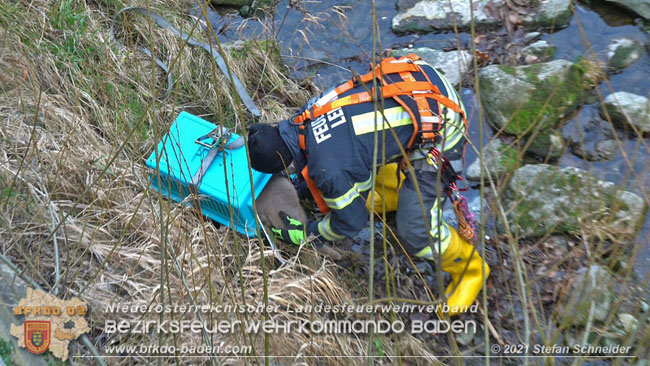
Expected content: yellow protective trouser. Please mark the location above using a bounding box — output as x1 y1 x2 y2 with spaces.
366 163 404 213
369 163 489 316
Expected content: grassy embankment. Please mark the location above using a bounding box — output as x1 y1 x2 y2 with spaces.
0 0 442 364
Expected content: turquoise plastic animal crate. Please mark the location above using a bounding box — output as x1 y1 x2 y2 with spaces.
146 112 271 236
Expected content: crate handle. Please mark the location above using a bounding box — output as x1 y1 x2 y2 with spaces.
195 128 244 150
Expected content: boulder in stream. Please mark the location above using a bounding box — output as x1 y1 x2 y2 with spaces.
600 92 650 134
604 0 650 21
479 60 595 159
606 38 644 71
466 138 521 182
502 164 646 238
558 265 615 327
392 0 571 33
522 40 557 63
563 115 618 161
392 0 504 33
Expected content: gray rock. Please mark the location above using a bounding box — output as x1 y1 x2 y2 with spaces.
601 92 650 133
503 164 646 238
479 60 588 159
559 265 614 327
466 139 521 182
524 129 565 160
617 313 639 334
522 40 557 63
0 264 49 366
521 0 572 28
392 47 472 85
524 32 542 43
392 0 571 33
392 0 505 33
605 0 650 20
606 38 644 71
563 116 618 161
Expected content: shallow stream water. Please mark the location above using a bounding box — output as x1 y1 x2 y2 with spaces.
205 1 650 280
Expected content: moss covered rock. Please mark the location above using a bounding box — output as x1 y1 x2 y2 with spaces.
521 0 572 29
522 40 557 63
479 60 591 158
503 164 646 238
524 129 565 160
606 38 643 71
558 265 614 327
466 138 521 182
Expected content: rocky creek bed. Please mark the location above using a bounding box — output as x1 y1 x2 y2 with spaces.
198 0 650 361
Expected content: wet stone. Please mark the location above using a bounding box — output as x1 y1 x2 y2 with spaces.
604 0 650 21
524 32 542 43
606 38 644 71
478 60 589 159
559 265 615 327
503 164 646 238
563 114 618 161
455 324 477 346
600 92 650 134
392 0 505 33
466 138 522 182
522 40 557 63
392 0 571 33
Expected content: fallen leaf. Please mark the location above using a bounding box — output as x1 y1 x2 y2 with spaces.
475 50 490 61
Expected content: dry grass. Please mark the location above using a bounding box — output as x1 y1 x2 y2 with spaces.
0 0 442 365
1 0 649 365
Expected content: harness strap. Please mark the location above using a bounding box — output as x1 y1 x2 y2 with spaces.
301 165 331 214
294 54 425 124
296 80 457 128
295 53 469 214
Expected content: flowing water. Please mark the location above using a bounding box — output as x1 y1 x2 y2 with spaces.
203 1 650 280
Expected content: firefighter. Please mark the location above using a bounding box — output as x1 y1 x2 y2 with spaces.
246 54 489 316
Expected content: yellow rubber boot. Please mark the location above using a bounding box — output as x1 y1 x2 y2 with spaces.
439 227 490 316
366 163 405 213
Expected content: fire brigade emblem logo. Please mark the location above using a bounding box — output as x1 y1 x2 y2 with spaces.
24 320 51 354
